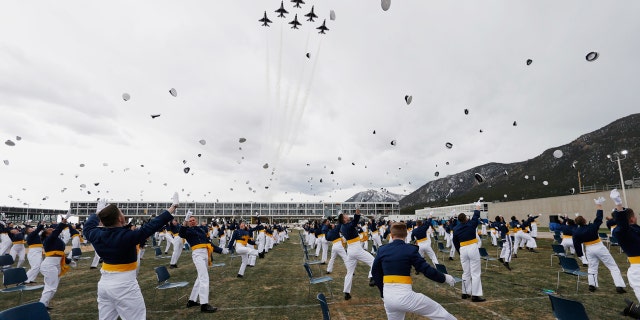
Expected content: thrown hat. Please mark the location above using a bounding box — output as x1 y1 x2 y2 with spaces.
585 52 599 62
381 0 391 11
122 93 131 101
169 88 178 97
474 173 484 183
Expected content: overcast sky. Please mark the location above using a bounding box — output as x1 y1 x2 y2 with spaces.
0 0 638 210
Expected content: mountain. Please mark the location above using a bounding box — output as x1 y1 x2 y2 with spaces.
346 189 405 202
400 113 640 213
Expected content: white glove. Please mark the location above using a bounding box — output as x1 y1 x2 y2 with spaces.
594 197 606 205
0 220 5 227
185 210 193 221
65 209 72 220
610 189 622 205
222 248 229 254
474 199 482 207
172 192 180 206
444 274 456 287
96 198 108 213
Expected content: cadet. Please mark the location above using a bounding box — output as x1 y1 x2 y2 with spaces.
372 222 456 320
452 202 485 302
84 195 178 320
339 208 375 300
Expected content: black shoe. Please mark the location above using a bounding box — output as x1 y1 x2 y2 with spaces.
513 254 517 258
498 258 504 263
169 264 178 269
415 269 420 275
448 257 454 261
259 252 265 258
46 307 53 311
200 304 217 313
583 264 588 267
344 292 352 300
186 300 199 308
164 252 168 255
237 274 243 278
503 262 511 271
617 287 627 294
461 294 471 299
326 271 331 274
589 285 597 292
369 278 376 287
90 267 97 269
531 249 539 253
471 296 486 302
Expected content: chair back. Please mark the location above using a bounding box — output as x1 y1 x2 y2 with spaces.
478 247 489 257
598 233 608 240
552 244 566 254
610 236 619 246
548 294 589 320
155 247 162 257
0 255 14 267
0 302 50 320
2 268 27 287
303 263 313 279
437 242 445 250
71 248 82 257
154 266 170 283
316 293 331 320
559 257 580 272
435 263 448 275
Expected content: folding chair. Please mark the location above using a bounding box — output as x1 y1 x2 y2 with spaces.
0 301 50 320
316 293 331 320
434 263 464 291
437 242 450 262
550 244 568 266
553 234 563 244
155 247 170 259
303 263 333 298
478 247 498 270
609 236 622 253
556 257 592 293
547 294 590 320
598 233 609 247
304 246 323 266
153 266 189 306
0 255 14 272
71 248 90 260
1 268 44 304
496 238 503 257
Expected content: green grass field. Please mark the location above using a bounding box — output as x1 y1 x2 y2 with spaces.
1 233 634 319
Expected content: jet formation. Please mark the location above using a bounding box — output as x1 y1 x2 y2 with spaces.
260 0 329 34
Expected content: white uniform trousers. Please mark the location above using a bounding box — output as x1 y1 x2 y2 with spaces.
499 236 512 263
343 241 374 293
460 242 483 296
266 235 274 251
383 284 457 320
67 236 81 259
0 234 12 255
512 233 523 254
315 237 323 256
627 264 640 302
438 226 445 237
170 236 184 265
219 234 227 249
189 248 210 304
490 230 498 246
26 246 43 282
156 232 165 247
97 269 145 320
164 234 174 253
481 224 487 236
91 251 101 268
530 223 538 238
39 256 61 307
371 233 382 253
235 244 258 276
520 232 537 248
317 236 329 263
308 234 316 249
60 228 71 245
418 240 439 266
445 232 453 248
326 241 347 273
9 243 26 268
561 237 587 264
257 232 266 253
585 241 626 288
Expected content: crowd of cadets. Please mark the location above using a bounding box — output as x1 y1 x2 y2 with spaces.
3 188 640 318
0 201 290 315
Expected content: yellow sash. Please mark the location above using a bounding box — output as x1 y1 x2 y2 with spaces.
102 261 137 272
416 238 428 244
383 275 412 284
346 238 360 245
192 243 213 266
629 256 640 264
460 238 478 247
45 251 69 277
584 238 601 246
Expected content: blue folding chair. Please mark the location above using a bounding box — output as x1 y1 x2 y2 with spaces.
557 257 592 293
317 293 331 320
304 263 333 298
0 302 50 320
548 294 589 320
153 266 189 307
154 247 170 259
437 242 450 261
0 255 14 272
1 268 44 304
551 244 568 266
478 247 498 270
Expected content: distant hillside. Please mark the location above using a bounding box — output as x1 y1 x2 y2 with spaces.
400 113 640 213
346 189 404 202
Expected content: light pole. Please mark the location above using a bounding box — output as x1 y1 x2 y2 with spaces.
607 150 629 208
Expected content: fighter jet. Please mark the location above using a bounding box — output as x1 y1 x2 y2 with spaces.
275 1 288 18
316 19 329 34
304 5 317 22
291 0 305 8
259 11 272 26
289 14 302 29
